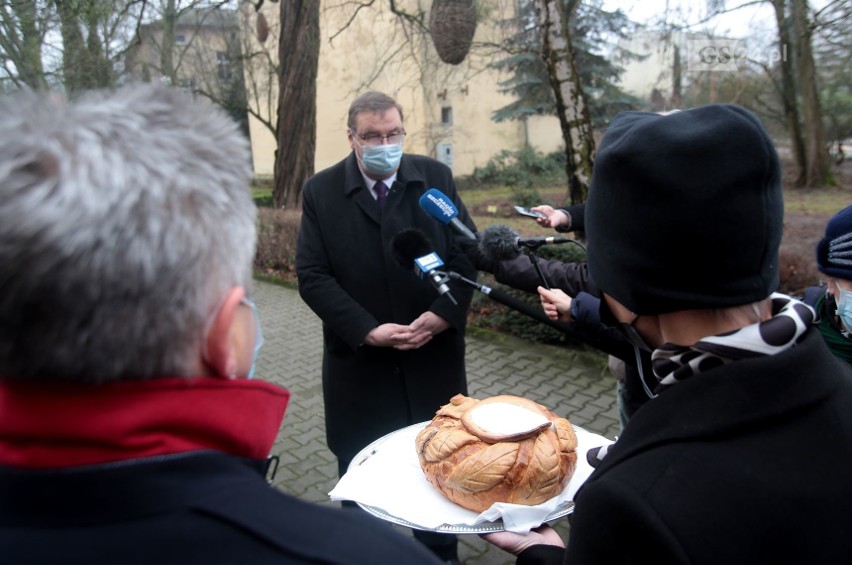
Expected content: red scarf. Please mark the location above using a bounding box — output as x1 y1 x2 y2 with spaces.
0 377 290 469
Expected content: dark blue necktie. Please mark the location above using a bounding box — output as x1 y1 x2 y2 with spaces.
375 181 388 208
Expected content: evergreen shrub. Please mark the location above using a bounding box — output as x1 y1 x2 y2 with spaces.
469 147 566 188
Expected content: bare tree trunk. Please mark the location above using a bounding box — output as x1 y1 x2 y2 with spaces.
536 0 595 205
160 0 177 84
55 0 114 92
85 16 112 89
771 0 807 186
708 70 717 103
55 0 88 93
671 44 682 107
791 0 832 187
273 0 320 209
0 0 47 89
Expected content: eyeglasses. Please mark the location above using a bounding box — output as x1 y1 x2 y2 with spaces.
350 128 406 147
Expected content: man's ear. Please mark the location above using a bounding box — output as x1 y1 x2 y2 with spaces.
204 287 245 379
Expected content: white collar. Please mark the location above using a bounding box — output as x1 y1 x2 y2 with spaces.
357 165 397 199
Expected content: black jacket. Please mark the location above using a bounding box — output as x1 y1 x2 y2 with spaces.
296 152 477 461
519 329 852 564
0 451 441 564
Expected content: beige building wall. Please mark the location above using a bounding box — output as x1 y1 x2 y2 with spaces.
614 29 734 108
615 31 677 103
526 115 564 155
246 1 563 178
127 9 241 95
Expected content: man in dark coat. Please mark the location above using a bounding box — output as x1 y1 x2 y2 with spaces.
0 84 441 564
482 105 852 563
296 91 477 562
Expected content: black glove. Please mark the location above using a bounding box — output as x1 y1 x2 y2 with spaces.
454 235 495 273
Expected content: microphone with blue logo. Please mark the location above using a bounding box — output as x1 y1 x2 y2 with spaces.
418 188 477 240
390 228 458 305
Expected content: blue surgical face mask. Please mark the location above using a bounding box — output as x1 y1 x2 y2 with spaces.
240 297 264 379
836 288 852 332
358 142 403 177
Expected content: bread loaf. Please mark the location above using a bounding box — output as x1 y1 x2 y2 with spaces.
415 394 577 512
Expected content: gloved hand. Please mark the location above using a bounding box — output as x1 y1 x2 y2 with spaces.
454 235 495 273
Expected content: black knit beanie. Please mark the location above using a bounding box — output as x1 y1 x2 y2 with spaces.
816 204 852 281
586 104 783 315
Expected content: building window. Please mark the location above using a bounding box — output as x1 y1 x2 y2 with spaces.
441 106 453 126
217 52 232 81
175 33 188 46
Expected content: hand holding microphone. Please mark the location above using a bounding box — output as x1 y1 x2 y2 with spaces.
446 270 570 332
538 286 574 322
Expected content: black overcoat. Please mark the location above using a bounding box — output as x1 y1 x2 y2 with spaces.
296 153 477 462
515 328 852 564
0 452 441 563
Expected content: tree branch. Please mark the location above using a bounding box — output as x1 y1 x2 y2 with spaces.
327 0 376 42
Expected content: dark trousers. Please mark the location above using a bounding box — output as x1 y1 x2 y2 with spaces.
337 458 458 562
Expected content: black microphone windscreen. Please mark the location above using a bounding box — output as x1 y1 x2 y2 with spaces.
479 224 521 262
390 229 433 269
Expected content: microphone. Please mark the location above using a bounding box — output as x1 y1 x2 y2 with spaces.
446 271 566 330
390 229 458 305
479 224 574 262
418 188 477 240
479 224 522 262
445 271 634 361
519 236 573 247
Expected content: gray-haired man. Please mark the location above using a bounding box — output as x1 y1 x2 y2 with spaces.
0 84 440 564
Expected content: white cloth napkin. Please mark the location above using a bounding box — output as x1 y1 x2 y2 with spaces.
329 422 613 534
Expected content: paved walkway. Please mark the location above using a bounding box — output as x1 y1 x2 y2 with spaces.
254 279 619 564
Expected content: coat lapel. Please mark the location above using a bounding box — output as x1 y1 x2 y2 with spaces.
342 154 381 224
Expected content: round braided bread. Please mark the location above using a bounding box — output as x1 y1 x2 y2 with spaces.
415 394 578 512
